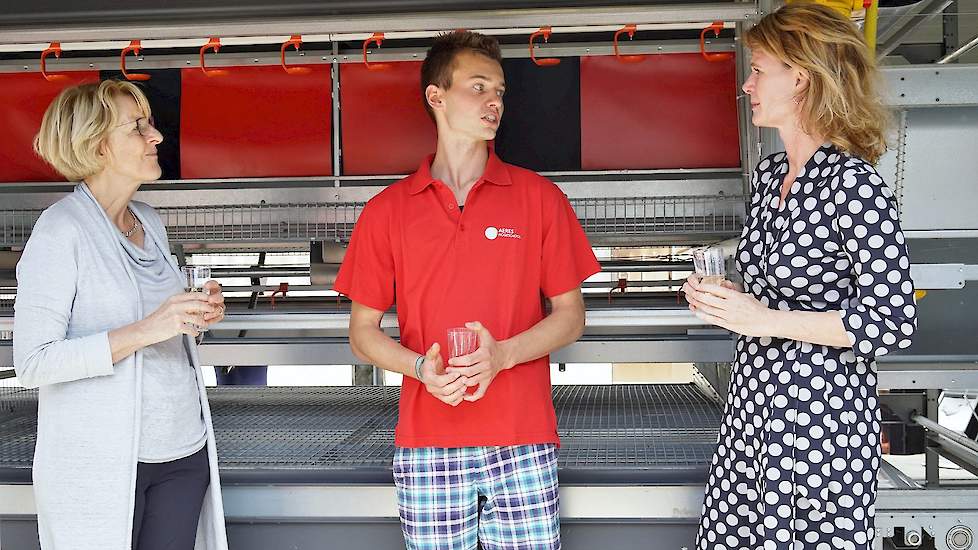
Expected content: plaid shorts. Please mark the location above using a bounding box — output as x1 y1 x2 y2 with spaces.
393 444 560 550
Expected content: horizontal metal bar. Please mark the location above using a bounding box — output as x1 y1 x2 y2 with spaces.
189 335 738 365
0 175 744 209
909 263 977 290
210 309 714 331
882 63 978 107
4 484 976 520
0 4 758 44
0 39 734 74
0 23 739 54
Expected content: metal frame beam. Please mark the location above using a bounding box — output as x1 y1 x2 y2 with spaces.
877 0 955 59
0 4 758 45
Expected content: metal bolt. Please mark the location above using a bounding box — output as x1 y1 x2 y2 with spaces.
948 525 974 550
906 529 922 547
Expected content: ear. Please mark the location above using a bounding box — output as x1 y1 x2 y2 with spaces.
96 138 108 159
425 84 445 113
793 67 810 94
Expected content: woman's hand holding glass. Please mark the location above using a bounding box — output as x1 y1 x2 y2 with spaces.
682 275 775 338
141 291 218 343
200 280 225 328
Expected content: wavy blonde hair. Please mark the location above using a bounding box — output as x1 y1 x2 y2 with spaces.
746 2 891 164
34 80 152 181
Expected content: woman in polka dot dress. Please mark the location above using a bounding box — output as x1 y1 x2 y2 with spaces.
682 4 917 550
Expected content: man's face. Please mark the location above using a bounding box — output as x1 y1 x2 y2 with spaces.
429 50 505 141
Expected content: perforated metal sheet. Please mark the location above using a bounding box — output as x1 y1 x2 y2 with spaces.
0 384 721 482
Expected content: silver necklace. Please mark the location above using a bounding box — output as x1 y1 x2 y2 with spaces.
122 208 140 238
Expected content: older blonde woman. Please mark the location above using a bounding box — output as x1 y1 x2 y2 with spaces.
14 80 228 550
683 4 916 549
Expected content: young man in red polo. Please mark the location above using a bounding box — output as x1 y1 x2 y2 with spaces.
335 30 599 550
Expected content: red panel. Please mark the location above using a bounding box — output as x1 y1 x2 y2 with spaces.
580 54 740 170
340 62 436 176
0 72 100 182
180 65 332 178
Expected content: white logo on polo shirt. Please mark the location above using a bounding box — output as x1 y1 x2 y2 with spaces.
485 226 521 240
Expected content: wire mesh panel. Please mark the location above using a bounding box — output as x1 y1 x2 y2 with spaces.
0 388 39 469
0 195 745 247
0 385 722 477
0 209 41 247
158 202 365 244
574 195 745 240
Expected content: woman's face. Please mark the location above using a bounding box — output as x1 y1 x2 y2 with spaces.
742 48 807 129
96 93 163 184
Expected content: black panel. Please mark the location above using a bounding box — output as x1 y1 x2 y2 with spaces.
100 70 182 180
494 57 581 172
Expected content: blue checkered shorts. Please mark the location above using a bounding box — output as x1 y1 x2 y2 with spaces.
393 444 560 550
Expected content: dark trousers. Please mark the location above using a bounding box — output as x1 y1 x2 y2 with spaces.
215 366 267 385
132 446 210 550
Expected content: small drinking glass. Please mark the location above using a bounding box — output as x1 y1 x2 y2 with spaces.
181 266 211 333
447 327 479 394
692 247 726 286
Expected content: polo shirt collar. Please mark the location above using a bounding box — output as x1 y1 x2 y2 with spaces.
408 144 512 195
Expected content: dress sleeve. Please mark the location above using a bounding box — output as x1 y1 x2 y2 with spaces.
833 163 916 363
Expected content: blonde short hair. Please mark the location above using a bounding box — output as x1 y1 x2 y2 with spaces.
33 80 152 181
746 3 891 164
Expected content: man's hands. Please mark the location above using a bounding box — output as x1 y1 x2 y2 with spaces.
418 342 469 407
444 321 513 402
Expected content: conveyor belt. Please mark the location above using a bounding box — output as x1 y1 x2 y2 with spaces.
0 384 721 485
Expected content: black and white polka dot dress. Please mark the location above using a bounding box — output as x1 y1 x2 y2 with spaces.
695 144 917 550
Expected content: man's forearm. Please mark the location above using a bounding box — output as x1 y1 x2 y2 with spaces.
499 305 585 369
350 324 422 379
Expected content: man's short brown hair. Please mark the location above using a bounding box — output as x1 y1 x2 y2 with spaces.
420 31 503 119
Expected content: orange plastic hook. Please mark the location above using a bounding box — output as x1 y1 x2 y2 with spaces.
40 42 68 82
281 34 311 75
200 37 229 77
529 27 560 67
609 278 628 303
613 25 646 63
700 21 734 62
121 40 151 81
268 282 289 309
363 32 391 70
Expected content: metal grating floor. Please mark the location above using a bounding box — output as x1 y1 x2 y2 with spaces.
0 384 720 483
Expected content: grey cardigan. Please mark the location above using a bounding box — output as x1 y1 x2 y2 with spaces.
13 183 228 550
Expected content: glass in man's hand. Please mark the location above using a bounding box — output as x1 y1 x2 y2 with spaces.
447 327 479 395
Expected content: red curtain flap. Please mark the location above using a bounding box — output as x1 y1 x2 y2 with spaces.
340 62 437 176
180 64 333 178
580 54 741 170
0 71 100 182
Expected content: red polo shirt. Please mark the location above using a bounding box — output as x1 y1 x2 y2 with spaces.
334 148 600 448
